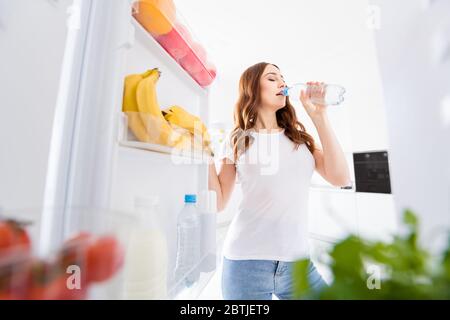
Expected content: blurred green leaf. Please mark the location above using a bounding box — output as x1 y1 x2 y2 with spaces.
403 208 418 232
443 235 450 281
292 259 310 299
293 209 450 299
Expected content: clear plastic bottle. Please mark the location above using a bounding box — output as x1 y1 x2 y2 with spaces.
123 196 168 300
174 194 201 288
281 83 346 106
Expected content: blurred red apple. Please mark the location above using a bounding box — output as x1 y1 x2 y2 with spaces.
0 220 32 256
156 22 193 61
207 62 217 79
180 42 207 74
192 69 211 87
85 235 124 283
191 42 207 63
173 23 193 45
192 62 217 87
0 249 31 300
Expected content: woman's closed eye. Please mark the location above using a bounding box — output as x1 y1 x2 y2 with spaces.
268 78 286 86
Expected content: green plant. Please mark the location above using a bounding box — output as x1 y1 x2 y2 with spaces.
293 209 450 299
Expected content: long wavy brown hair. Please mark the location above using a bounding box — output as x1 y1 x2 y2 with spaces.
229 62 316 161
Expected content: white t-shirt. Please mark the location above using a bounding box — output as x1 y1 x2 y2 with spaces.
217 129 315 262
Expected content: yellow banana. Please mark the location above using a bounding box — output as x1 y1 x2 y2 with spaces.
122 70 154 142
136 68 191 149
163 105 213 154
123 68 212 155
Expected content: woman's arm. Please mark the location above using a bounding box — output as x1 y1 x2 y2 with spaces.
300 81 351 187
311 114 351 187
208 158 236 212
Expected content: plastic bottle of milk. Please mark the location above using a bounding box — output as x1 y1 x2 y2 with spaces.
123 195 168 299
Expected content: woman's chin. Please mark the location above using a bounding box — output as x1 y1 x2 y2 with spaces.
274 104 286 111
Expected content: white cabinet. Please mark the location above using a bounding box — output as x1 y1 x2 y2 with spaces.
309 190 359 242
355 193 397 242
309 188 397 244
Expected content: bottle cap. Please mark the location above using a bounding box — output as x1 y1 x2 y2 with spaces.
184 194 197 203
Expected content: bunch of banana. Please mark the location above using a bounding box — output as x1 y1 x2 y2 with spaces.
163 105 213 156
122 68 213 156
122 68 190 149
122 70 153 142
136 68 192 148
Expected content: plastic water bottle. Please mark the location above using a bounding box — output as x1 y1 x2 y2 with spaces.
174 194 201 288
281 83 346 105
124 196 168 300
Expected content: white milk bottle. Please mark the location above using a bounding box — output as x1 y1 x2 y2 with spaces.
123 195 168 299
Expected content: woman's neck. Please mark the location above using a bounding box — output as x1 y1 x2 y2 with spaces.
254 110 281 131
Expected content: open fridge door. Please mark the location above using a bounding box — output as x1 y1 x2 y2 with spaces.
27 0 218 299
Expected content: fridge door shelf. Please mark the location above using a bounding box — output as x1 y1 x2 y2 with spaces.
0 207 139 300
168 252 217 300
131 0 217 88
117 112 212 163
0 207 218 300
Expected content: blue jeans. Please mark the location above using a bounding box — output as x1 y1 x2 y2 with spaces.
221 257 327 300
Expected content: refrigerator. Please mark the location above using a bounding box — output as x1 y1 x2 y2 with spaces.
0 0 218 299
2 0 449 301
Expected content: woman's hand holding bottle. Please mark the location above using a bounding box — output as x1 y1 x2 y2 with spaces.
299 81 328 120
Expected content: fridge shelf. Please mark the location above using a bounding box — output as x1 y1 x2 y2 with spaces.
117 112 212 164
118 141 210 164
131 0 217 89
130 17 204 96
168 252 217 300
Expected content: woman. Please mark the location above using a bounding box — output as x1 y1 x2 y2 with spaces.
208 62 351 300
